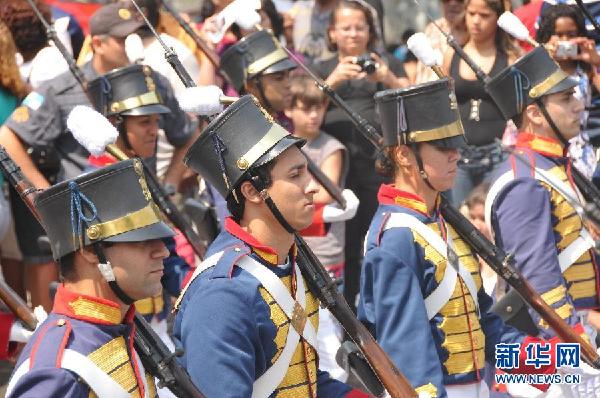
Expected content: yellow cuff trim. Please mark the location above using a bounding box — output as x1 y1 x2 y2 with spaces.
541 285 567 306
415 382 438 398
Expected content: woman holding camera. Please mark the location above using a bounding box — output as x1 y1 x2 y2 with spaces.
442 0 520 206
537 4 600 178
313 0 408 309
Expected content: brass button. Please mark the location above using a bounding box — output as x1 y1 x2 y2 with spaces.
237 158 249 170
57 319 66 327
506 305 513 313
87 225 101 240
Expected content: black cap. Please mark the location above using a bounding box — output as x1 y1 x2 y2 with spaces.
184 95 304 199
88 64 170 117
374 78 466 149
220 30 297 92
89 3 144 38
486 46 578 121
35 159 174 260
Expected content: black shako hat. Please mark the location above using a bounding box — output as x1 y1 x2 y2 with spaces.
184 95 304 199
35 159 174 260
88 64 170 117
374 78 467 149
220 29 297 92
485 46 578 121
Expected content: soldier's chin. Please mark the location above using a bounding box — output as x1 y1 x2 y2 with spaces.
294 215 315 232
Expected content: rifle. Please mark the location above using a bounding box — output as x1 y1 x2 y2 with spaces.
0 280 37 332
160 0 221 68
413 0 491 84
439 198 600 369
130 0 347 208
294 234 418 397
281 46 383 149
24 0 207 262
0 145 207 398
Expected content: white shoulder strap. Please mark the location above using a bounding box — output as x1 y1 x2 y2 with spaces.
7 349 131 398
174 250 225 310
175 249 319 398
484 167 593 274
484 170 515 237
383 212 480 320
237 257 317 398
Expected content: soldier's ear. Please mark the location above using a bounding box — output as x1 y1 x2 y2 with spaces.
90 35 104 54
526 103 545 128
395 145 413 168
239 180 263 205
78 246 100 266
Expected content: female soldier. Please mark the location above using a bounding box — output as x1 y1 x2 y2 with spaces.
358 79 554 397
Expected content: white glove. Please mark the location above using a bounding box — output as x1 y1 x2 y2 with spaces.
322 189 359 223
177 85 225 116
557 358 600 398
125 33 145 64
207 0 261 43
9 322 33 343
33 305 48 326
67 105 118 156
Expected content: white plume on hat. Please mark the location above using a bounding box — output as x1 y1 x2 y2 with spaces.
407 32 442 67
125 33 145 64
498 11 530 41
178 85 225 116
67 105 119 156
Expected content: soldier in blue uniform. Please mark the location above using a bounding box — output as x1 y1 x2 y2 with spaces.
357 79 556 398
6 159 176 397
484 47 597 341
172 96 370 398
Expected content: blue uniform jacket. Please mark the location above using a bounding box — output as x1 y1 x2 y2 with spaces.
488 133 599 339
358 185 527 397
8 285 155 398
172 217 361 398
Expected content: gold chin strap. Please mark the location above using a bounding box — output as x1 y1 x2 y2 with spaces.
408 119 464 143
529 69 569 99
85 203 162 241
110 91 161 114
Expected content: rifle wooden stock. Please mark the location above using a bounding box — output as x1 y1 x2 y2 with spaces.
161 0 221 68
294 234 418 397
0 148 40 330
0 280 37 332
0 145 207 397
439 198 600 369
